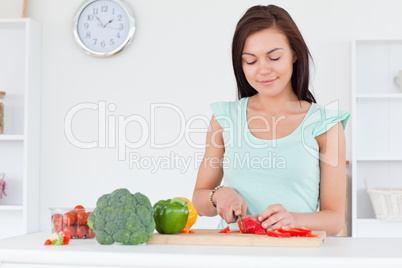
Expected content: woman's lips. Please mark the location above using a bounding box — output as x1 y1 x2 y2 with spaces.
258 78 277 86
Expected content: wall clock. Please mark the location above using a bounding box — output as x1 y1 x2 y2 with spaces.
73 0 136 57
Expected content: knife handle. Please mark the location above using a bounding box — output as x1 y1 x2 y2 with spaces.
233 211 239 220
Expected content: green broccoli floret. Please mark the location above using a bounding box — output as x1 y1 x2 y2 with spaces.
87 188 155 245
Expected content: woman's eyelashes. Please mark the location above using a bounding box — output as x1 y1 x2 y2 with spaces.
244 57 281 65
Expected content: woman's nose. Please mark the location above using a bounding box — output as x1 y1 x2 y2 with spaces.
258 59 271 74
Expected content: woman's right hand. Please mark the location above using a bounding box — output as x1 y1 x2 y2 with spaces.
212 187 247 224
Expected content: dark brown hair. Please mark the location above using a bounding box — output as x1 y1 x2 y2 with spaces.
232 5 316 103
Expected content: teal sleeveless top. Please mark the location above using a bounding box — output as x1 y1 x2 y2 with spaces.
210 97 350 230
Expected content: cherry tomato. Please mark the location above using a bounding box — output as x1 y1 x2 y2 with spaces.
51 213 62 222
63 212 76 226
52 213 63 232
63 226 76 238
86 227 95 238
53 220 62 232
76 211 88 225
74 205 85 212
76 226 87 238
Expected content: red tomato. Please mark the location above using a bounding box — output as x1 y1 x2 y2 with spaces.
74 205 85 212
63 226 76 238
76 211 88 225
52 213 63 232
53 220 62 233
76 226 87 238
51 213 62 221
44 239 52 246
86 227 95 238
63 212 76 226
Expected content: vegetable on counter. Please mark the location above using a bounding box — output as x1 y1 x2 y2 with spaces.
51 205 94 239
153 198 189 234
237 215 265 234
236 216 318 238
219 226 231 233
87 188 155 245
175 197 198 232
44 231 70 245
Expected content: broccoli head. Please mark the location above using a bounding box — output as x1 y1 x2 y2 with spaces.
87 188 155 245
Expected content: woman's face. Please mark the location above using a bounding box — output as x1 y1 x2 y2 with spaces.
242 28 296 98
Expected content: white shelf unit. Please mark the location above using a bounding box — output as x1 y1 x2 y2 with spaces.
0 18 41 239
351 38 402 237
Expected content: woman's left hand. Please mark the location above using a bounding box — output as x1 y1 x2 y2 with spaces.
257 204 296 230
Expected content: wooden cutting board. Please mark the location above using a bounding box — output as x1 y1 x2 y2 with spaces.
147 229 326 247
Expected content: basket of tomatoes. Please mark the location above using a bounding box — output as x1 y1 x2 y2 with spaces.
50 205 95 239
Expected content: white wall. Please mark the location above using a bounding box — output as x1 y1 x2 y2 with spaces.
26 0 402 231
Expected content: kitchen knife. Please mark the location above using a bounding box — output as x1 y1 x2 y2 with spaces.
233 211 246 233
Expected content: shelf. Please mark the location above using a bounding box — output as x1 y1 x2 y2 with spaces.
0 135 24 141
356 218 402 237
356 93 402 99
0 205 23 211
357 158 402 161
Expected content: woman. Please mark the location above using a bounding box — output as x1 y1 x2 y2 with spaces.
192 5 349 236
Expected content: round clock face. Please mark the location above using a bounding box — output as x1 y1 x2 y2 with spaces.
73 0 135 57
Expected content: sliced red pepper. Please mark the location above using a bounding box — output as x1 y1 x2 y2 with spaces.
188 230 195 234
268 230 291 238
253 223 266 234
239 215 263 234
277 226 312 237
44 239 52 246
219 226 230 233
307 234 319 237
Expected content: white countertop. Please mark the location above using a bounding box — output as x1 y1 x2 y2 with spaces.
0 232 401 268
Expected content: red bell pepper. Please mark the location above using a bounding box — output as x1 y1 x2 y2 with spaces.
219 226 231 233
237 215 264 233
268 230 291 238
277 226 312 237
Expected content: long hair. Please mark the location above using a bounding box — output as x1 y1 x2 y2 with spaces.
232 5 316 103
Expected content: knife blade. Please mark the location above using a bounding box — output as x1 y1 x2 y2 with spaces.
233 211 246 233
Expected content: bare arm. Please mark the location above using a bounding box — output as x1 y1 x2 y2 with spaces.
192 115 247 222
258 122 347 236
293 121 347 235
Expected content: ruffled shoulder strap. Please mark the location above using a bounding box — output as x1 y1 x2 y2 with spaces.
311 103 350 137
210 100 241 130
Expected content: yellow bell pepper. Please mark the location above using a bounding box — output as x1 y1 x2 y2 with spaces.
176 197 197 230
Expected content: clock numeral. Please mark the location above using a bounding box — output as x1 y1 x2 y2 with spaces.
119 23 124 30
93 39 97 45
101 40 106 48
86 32 91 39
101 5 108 12
93 8 98 14
84 23 89 30
116 32 121 39
110 39 114 46
87 15 93 21
112 8 115 15
117 14 122 21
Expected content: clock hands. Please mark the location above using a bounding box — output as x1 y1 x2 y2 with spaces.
104 19 114 27
95 16 115 28
95 15 104 27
